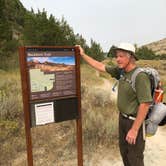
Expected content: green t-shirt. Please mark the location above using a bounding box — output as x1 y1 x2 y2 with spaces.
105 65 153 115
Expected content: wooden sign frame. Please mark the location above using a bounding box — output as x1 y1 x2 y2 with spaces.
19 46 83 166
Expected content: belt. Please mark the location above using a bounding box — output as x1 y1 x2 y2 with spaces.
120 112 146 141
121 112 136 121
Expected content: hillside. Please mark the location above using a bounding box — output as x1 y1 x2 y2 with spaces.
0 0 26 39
0 0 105 71
143 38 166 55
1 61 166 165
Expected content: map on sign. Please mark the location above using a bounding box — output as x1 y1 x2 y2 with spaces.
27 55 76 100
29 69 55 92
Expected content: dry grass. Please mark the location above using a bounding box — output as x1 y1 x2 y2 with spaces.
0 70 25 165
0 70 22 120
80 64 103 85
1 59 166 165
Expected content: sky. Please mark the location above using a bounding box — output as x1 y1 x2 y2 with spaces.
20 0 166 52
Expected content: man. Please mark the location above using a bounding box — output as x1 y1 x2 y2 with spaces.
77 43 153 166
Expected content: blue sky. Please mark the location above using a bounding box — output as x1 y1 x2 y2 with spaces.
27 56 75 65
20 0 166 52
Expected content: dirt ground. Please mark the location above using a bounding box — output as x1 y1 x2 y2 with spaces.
87 126 166 166
82 74 166 166
13 71 166 166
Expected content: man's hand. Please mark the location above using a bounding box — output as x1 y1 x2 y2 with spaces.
126 128 138 145
76 45 84 56
125 103 150 145
75 45 106 72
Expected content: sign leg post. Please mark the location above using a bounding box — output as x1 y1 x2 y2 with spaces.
76 118 83 166
25 125 33 166
19 47 33 166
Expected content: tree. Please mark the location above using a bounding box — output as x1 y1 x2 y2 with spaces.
159 54 166 60
23 10 76 46
58 17 76 45
136 46 156 60
24 9 55 45
88 39 105 61
0 0 19 59
107 45 116 58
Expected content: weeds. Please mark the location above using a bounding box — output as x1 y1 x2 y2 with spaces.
1 60 166 165
0 70 25 165
81 81 119 149
0 70 22 120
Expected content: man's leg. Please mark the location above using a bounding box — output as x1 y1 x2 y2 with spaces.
119 114 131 166
119 114 145 166
127 125 145 166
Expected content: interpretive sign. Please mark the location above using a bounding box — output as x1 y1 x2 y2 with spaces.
27 51 76 100
19 46 83 166
19 47 80 125
26 48 76 100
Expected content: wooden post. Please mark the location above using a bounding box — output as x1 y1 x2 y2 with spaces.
76 118 83 166
75 46 83 166
19 47 33 166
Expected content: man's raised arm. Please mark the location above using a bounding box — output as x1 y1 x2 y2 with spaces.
76 45 106 72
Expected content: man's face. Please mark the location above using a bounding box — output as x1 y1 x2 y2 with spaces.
115 50 130 69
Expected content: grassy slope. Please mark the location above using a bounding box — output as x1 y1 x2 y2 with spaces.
0 60 166 165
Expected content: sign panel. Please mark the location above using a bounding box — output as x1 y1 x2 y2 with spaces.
26 48 76 101
19 47 81 125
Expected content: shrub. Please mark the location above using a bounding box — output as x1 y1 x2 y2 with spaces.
0 71 22 120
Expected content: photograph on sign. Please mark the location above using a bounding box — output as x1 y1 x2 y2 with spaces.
27 53 76 100
35 102 54 125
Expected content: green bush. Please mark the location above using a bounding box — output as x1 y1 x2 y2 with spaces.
0 71 22 120
136 46 156 60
